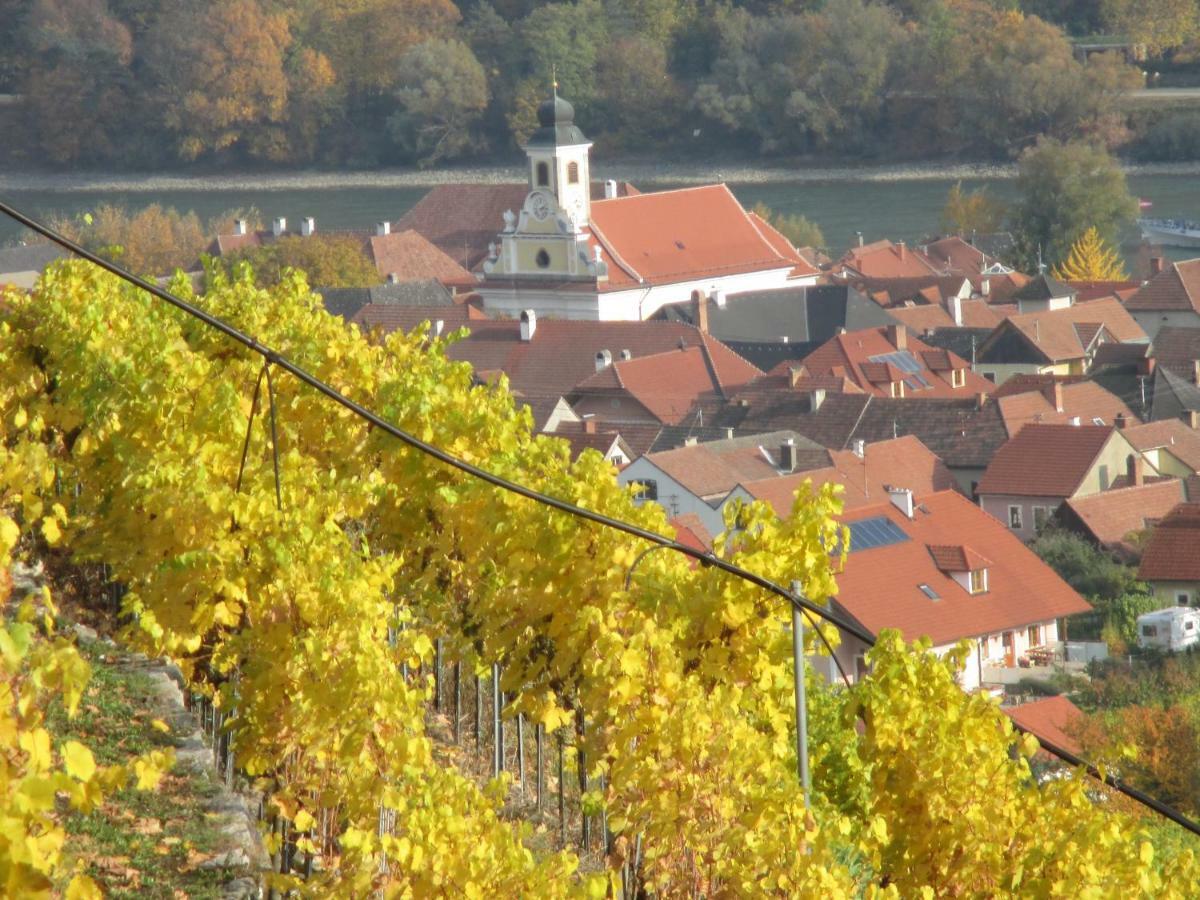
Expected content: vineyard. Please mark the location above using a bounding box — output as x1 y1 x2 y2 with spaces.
3 258 1199 896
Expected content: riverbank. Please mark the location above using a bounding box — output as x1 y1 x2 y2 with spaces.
6 159 1200 193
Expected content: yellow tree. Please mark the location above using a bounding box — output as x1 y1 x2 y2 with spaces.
1052 226 1129 281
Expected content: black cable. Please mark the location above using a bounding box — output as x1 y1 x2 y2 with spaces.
5 198 1200 839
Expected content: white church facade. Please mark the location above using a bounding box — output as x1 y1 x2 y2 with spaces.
479 91 819 321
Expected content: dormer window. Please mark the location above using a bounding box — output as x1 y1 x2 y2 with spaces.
969 568 988 594
890 381 904 397
567 161 579 184
536 162 550 187
951 368 965 388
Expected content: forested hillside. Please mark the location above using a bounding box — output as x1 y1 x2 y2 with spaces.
2 0 1194 169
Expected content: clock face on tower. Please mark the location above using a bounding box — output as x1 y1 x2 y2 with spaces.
529 191 553 221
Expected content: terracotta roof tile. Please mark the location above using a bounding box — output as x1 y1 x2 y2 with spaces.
1123 419 1200 472
1062 480 1185 553
836 240 944 279
1005 696 1084 756
1151 325 1200 379
832 491 1091 646
996 381 1140 436
992 298 1147 364
671 514 714 552
1068 280 1141 302
927 544 991 572
643 430 828 498
1124 259 1200 313
367 229 477 288
977 424 1116 497
1138 502 1200 581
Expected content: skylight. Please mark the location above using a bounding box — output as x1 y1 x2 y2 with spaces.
918 583 940 600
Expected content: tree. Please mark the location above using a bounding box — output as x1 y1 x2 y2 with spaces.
751 202 825 248
1052 226 1129 280
285 47 343 163
594 37 685 149
1102 0 1200 55
223 234 379 288
940 181 1007 236
388 40 489 167
1010 138 1138 271
143 0 291 161
33 204 208 275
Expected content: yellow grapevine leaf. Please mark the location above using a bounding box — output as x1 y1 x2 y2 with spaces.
62 741 97 782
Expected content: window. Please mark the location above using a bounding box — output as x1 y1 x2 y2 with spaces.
1188 620 1196 632
535 248 550 268
1008 505 1023 530
890 381 904 397
918 583 940 600
1178 592 1191 606
952 368 965 388
1027 625 1040 646
983 372 996 383
536 161 549 186
631 479 658 501
855 654 869 681
567 161 579 184
1033 506 1051 532
1092 417 1105 426
1143 624 1158 638
969 568 987 594
1098 464 1110 490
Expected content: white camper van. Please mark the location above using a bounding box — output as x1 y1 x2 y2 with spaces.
1137 606 1200 653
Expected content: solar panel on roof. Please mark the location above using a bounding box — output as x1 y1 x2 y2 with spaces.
869 350 931 389
846 516 909 553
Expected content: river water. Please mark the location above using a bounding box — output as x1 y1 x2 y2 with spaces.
3 169 1200 263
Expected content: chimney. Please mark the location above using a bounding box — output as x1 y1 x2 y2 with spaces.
519 309 537 342
619 349 632 361
1127 454 1144 487
788 365 808 388
593 245 603 264
887 324 908 350
852 438 865 459
981 277 990 297
271 216 286 237
898 241 907 261
856 231 864 247
684 436 698 447
386 273 399 284
1151 256 1164 276
780 438 797 473
1194 360 1200 387
300 216 315 237
604 179 618 200
1042 381 1064 413
694 291 709 334
1069 415 1081 426
234 218 247 236
583 416 597 434
887 486 914 519
713 289 727 308
809 388 826 412
595 349 612 371
1190 410 1200 429
376 221 391 237
948 294 963 327
724 427 735 439
433 319 444 337
976 392 988 411
1115 412 1128 430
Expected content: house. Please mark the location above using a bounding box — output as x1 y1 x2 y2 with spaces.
834 238 945 279
478 91 818 321
1058 479 1185 559
920 235 1016 279
799 324 995 399
0 242 67 288
1122 418 1200 476
1149 365 1200 426
1010 274 1077 314
618 430 829 534
722 434 958 520
568 335 763 427
886 296 1007 333
975 298 1148 384
823 489 1091 690
976 424 1146 541
992 377 1140 436
546 419 634 465
1138 503 1200 606
1122 257 1200 340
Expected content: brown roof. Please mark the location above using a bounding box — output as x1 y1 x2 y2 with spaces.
1001 298 1147 363
927 544 991 572
887 299 1005 333
996 381 1140 436
1123 419 1200 472
976 424 1116 497
367 229 476 288
1150 325 1200 380
739 435 957 515
585 185 813 291
1138 502 1200 581
1062 480 1185 553
1005 696 1084 756
801 326 995 398
832 491 1091 646
836 240 944 279
572 335 763 426
1068 280 1142 303
642 431 829 499
1124 259 1200 313
350 303 487 335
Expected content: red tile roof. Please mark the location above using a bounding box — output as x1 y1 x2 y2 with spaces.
1068 280 1142 303
572 334 763 425
1124 259 1200 313
1005 696 1084 756
739 435 958 516
671 514 714 553
641 431 829 499
586 185 811 291
1123 419 1200 472
976 424 1116 497
1062 480 1185 554
836 240 944 279
746 212 823 279
1000 298 1147 363
833 491 1091 646
367 229 477 289
927 544 991 572
800 326 995 398
996 380 1140 436
1138 502 1200 581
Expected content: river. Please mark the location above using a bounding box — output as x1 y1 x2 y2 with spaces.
3 165 1200 263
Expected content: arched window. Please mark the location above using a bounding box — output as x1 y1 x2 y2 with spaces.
536 249 550 268
567 161 579 184
536 162 549 187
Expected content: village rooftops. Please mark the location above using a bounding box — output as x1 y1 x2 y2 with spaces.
1138 503 1200 582
1150 325 1200 380
831 490 1091 647
978 298 1147 367
994 378 1140 435
835 239 945 279
1060 479 1185 558
1123 418 1200 472
975 424 1117 497
1124 258 1200 313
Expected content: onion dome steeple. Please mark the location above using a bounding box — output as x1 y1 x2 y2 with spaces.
526 84 588 148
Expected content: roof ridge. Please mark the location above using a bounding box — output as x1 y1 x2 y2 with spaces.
586 220 643 284
738 194 794 265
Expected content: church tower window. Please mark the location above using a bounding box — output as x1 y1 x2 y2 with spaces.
536 162 550 187
536 249 550 268
567 161 579 184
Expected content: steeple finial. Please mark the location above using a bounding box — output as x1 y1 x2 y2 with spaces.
551 64 558 94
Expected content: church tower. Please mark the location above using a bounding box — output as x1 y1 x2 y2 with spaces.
524 90 591 231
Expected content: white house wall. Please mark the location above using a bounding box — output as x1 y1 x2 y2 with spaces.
617 458 728 536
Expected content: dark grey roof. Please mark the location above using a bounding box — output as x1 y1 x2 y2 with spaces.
919 327 994 364
977 320 1047 365
969 232 1017 266
1012 273 1075 303
1151 366 1200 422
722 340 821 372
525 91 588 147
1151 326 1200 380
318 280 454 320
0 242 68 274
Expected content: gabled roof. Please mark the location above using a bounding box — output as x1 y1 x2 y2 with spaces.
1150 325 1200 380
976 424 1116 497
995 379 1140 436
887 299 1005 332
367 229 476 288
585 184 812 292
1062 479 1185 555
980 298 1147 365
1150 366 1200 422
921 236 1004 276
832 491 1091 646
640 430 828 499
1012 273 1075 303
738 434 957 515
571 334 763 425
800 325 994 398
1139 502 1200 582
1005 696 1084 757
835 239 945 279
1124 259 1200 313
1123 418 1200 472
927 544 991 573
